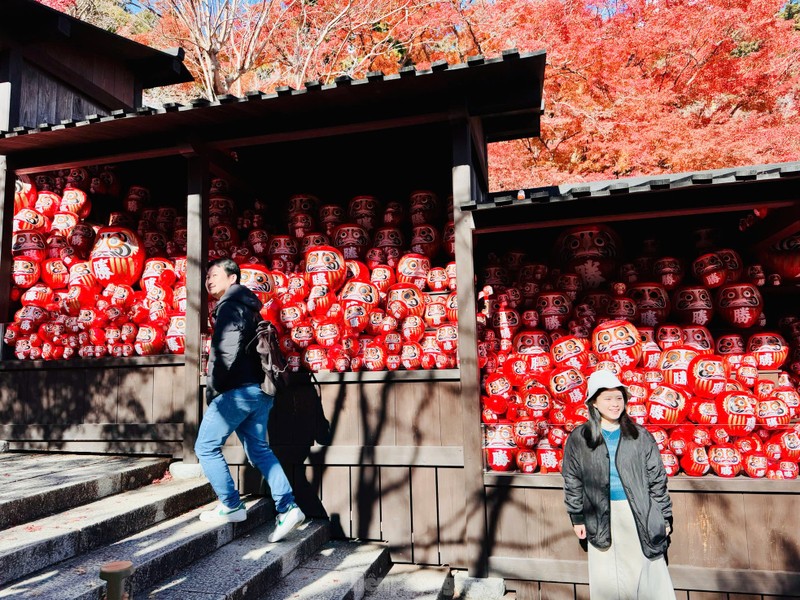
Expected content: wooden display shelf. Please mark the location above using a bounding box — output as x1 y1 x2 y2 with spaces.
484 470 800 493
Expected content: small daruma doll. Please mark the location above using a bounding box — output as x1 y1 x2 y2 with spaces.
686 354 727 399
548 366 587 405
627 282 671 327
550 335 590 371
708 444 742 478
386 283 425 320
716 390 757 437
591 319 642 369
657 345 699 388
304 245 347 292
747 332 789 370
396 253 431 291
715 282 763 329
672 285 714 326
535 290 572 331
133 323 165 355
332 223 369 260
647 384 690 425
692 252 726 288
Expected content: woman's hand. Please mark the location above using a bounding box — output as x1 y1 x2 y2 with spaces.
573 524 586 539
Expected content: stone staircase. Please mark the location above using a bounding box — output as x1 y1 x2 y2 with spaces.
0 452 493 600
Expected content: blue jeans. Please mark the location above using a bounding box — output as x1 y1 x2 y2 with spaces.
195 384 295 513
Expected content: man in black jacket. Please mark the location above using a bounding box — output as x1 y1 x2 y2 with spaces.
195 258 305 543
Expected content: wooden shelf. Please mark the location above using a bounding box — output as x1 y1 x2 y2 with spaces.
484 471 800 493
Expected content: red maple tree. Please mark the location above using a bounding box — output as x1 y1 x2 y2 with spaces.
36 0 800 191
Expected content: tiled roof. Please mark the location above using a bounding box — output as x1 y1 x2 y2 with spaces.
464 161 800 234
471 161 800 212
0 49 546 161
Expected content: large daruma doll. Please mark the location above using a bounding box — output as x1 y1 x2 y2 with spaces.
554 224 622 289
89 226 145 287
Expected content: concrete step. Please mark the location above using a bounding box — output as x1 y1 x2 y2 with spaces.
0 475 215 586
0 453 171 529
366 564 454 600
258 540 391 600
451 571 507 600
0 495 276 599
139 518 330 599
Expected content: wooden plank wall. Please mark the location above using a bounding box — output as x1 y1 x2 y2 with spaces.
228 376 471 568
0 363 185 455
18 62 106 128
490 485 800 598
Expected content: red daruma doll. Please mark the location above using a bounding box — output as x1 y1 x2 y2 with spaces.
548 366 587 405
134 323 165 356
386 283 424 320
708 443 743 477
680 441 711 476
303 244 346 292
646 384 690 425
89 226 145 287
591 319 642 369
716 390 757 437
686 354 727 399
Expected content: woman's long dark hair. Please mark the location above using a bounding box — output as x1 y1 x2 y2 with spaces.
582 385 640 449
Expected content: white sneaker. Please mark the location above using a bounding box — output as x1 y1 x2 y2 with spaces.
199 501 247 523
268 504 305 542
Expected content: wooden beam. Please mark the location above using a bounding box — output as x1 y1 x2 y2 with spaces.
0 423 182 440
750 203 800 250
222 445 465 467
207 110 455 152
473 199 795 237
483 472 800 494
487 557 800 596
6 440 181 456
13 144 186 176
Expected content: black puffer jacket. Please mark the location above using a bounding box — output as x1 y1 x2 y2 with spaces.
206 284 263 404
562 423 673 558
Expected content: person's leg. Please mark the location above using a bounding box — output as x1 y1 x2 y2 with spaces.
195 389 249 509
235 385 295 513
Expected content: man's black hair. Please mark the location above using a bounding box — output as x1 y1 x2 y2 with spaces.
208 257 241 284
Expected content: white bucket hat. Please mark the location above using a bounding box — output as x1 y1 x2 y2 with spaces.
585 370 628 404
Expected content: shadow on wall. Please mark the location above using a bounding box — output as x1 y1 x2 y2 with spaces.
0 359 186 455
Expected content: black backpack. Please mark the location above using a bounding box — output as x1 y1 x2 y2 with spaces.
247 319 290 396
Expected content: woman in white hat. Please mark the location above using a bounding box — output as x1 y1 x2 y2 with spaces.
562 369 676 599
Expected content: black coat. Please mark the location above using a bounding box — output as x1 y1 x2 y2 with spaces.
206 284 263 403
562 423 673 559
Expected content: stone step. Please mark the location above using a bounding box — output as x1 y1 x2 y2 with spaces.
0 495 276 599
0 454 171 529
139 518 330 599
0 475 215 587
366 564 454 600
258 540 391 600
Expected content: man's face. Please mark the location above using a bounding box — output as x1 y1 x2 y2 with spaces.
206 265 236 300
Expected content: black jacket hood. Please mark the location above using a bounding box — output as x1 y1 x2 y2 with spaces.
214 283 263 313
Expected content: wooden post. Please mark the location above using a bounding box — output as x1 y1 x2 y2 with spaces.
0 155 16 361
181 154 208 462
452 118 487 577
